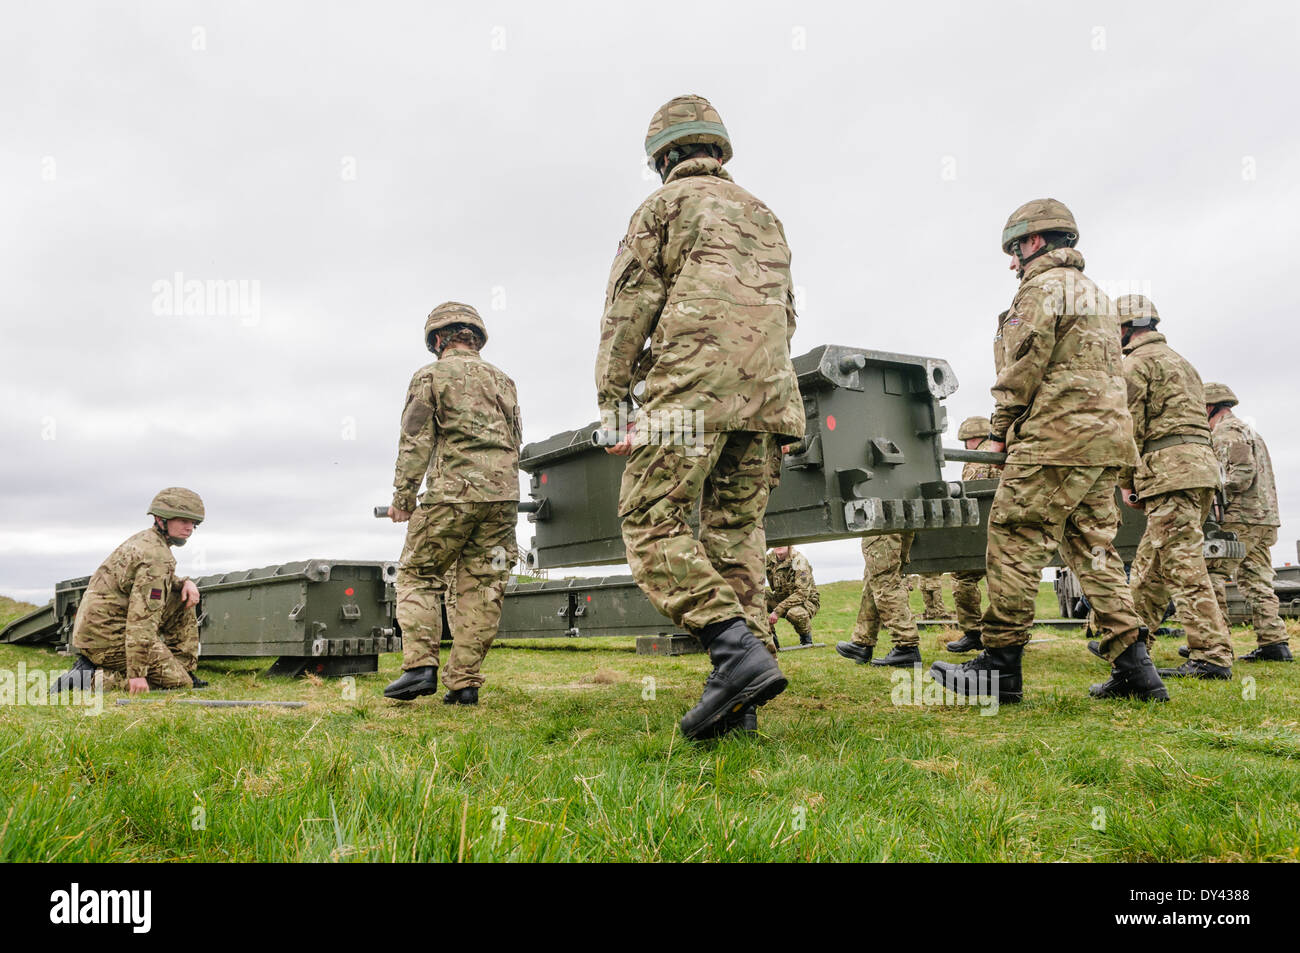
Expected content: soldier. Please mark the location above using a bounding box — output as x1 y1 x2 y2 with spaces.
1201 384 1291 662
931 199 1168 703
764 546 820 647
914 573 948 620
383 302 522 705
945 415 1002 653
52 488 206 695
597 94 804 740
1113 296 1233 679
836 533 922 667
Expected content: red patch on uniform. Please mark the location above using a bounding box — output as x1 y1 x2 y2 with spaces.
149 588 163 600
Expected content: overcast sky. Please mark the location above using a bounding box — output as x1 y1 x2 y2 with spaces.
3 1 1298 604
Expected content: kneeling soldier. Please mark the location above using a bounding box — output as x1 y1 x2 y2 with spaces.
384 302 522 705
765 546 820 647
55 488 206 695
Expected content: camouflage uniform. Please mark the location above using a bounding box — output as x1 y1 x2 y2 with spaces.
952 443 1002 631
598 152 804 649
851 533 919 649
913 573 947 619
1207 410 1286 647
981 248 1143 661
764 548 820 640
393 342 521 690
71 527 199 689
1119 329 1233 666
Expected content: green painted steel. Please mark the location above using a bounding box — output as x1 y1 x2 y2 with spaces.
521 345 975 570
497 574 677 639
0 601 59 645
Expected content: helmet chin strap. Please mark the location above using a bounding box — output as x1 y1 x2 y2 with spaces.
155 516 187 546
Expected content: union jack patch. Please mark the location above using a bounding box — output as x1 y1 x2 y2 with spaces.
1006 317 1020 326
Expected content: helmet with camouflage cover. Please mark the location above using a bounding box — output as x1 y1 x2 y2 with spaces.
1115 294 1160 329
957 416 992 441
424 301 488 354
1203 383 1238 408
644 95 733 173
1001 198 1079 253
148 487 204 524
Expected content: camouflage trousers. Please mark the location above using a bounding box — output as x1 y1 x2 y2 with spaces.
1209 522 1289 646
916 574 947 619
1130 487 1234 667
619 431 782 656
852 533 919 648
951 570 985 632
397 500 516 689
982 465 1142 660
765 591 819 638
79 586 199 690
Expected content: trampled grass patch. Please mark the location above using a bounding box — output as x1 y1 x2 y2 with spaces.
1 581 1297 862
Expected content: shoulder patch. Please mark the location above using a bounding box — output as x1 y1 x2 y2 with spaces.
149 587 164 601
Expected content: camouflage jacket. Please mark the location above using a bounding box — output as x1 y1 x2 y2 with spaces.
392 348 521 510
71 527 183 679
596 156 806 439
1119 332 1219 499
990 249 1138 467
992 310 1011 376
765 549 820 614
962 436 1003 481
1211 411 1279 526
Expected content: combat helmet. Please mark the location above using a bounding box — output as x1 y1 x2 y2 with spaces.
425 301 488 354
1001 198 1079 254
1203 383 1238 408
148 487 204 524
645 95 732 180
1115 294 1160 329
957 416 992 441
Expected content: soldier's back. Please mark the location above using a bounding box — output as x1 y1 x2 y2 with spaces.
425 350 521 503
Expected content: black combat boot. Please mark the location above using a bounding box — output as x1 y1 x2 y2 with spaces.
680 618 787 740
1158 659 1232 680
835 641 873 663
929 645 1023 703
49 655 97 694
870 644 922 667
696 704 758 739
190 671 209 688
443 686 479 705
946 630 982 653
799 633 814 646
1240 643 1293 662
383 665 438 700
1088 640 1169 701
1177 645 1191 659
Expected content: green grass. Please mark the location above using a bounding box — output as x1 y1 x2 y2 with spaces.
1 581 1297 862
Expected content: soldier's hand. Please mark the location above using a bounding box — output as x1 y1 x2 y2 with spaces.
128 677 150 696
180 579 200 607
389 506 412 523
987 439 1006 453
768 611 779 625
605 422 637 456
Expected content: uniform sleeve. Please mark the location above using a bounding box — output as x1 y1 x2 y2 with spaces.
595 204 668 419
990 288 1058 440
1218 427 1257 498
392 371 436 511
124 562 170 679
1119 358 1149 488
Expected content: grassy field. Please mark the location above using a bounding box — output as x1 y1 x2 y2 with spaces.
1 581 1297 862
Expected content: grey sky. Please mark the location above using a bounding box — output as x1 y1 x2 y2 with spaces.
3 1 1298 602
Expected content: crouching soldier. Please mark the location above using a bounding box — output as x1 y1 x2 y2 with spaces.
53 488 206 695
764 546 820 647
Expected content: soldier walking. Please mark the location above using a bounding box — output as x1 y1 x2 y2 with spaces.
1201 383 1291 662
53 488 207 695
597 95 804 739
946 415 1003 653
1113 296 1234 679
931 199 1168 703
384 302 522 705
837 533 922 667
764 546 820 647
